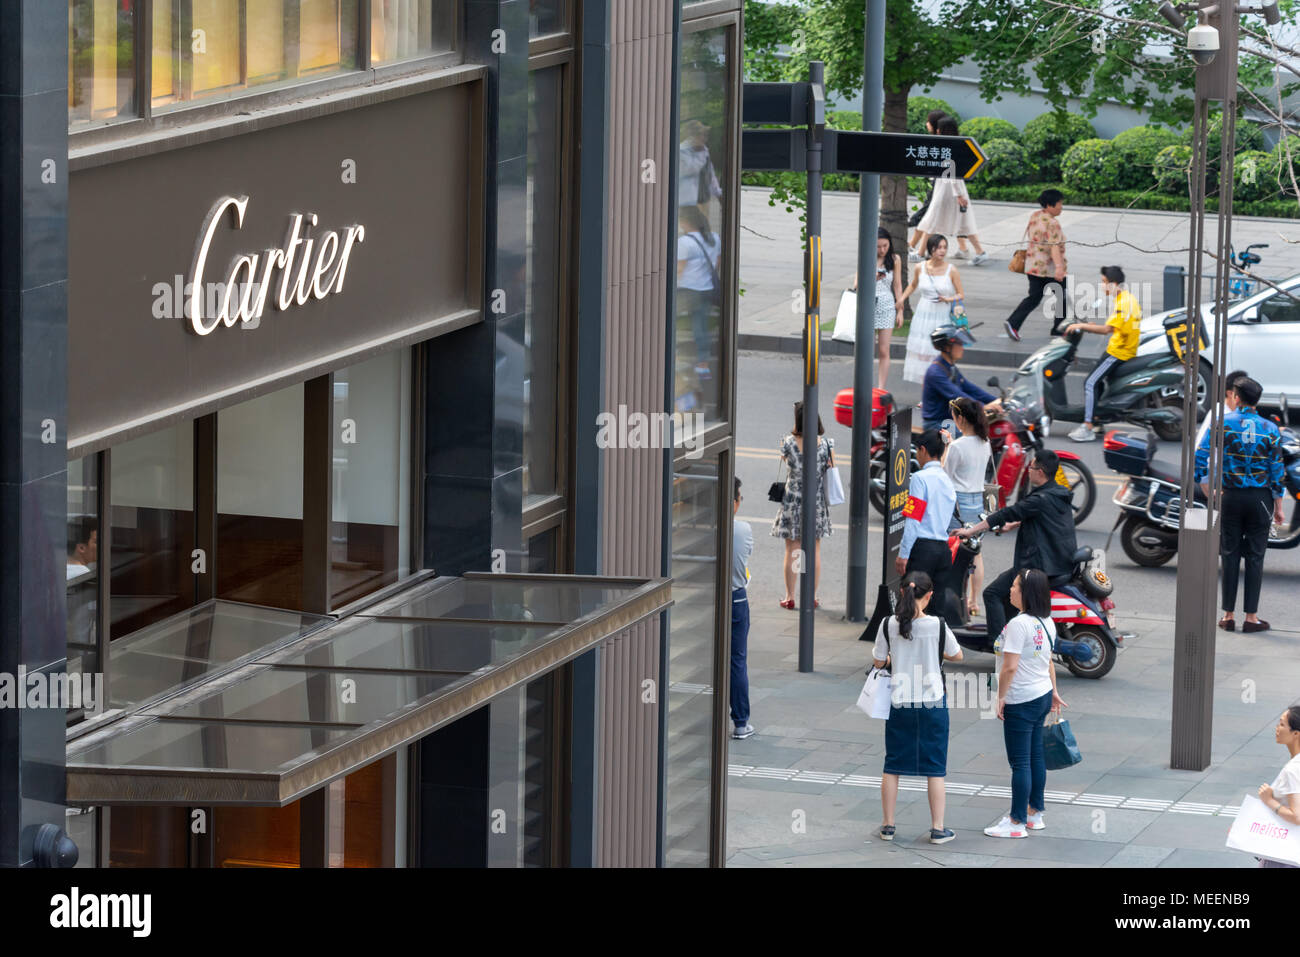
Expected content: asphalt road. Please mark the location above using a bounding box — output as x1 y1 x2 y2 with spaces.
734 350 1300 632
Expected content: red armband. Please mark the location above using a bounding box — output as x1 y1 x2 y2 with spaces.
902 495 927 521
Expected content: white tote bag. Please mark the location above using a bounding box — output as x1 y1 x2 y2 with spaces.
1225 793 1300 866
855 668 893 719
824 464 846 506
831 289 857 343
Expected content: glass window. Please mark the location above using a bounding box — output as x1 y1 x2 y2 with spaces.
68 0 137 128
332 351 413 607
152 1 359 111
487 675 556 867
524 67 563 503
218 384 305 610
371 0 455 63
529 0 565 37
109 422 195 640
67 457 100 689
675 27 731 426
524 528 557 573
664 455 719 866
107 807 190 867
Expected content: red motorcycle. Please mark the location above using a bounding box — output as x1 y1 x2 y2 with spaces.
834 386 1097 526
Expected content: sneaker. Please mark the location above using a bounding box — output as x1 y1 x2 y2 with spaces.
1068 424 1097 442
971 252 988 266
984 816 1028 839
878 824 896 842
929 827 956 844
1027 812 1046 831
731 724 755 740
1003 321 1021 342
952 249 968 260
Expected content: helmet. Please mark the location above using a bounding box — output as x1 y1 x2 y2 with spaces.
930 324 963 351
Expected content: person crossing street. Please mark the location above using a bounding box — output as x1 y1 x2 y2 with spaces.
1195 376 1286 633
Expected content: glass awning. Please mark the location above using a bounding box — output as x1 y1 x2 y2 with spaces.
66 573 672 806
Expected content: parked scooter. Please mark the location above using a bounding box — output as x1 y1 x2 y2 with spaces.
939 522 1122 679
1103 397 1300 567
1009 329 1187 442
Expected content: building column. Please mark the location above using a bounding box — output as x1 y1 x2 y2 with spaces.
0 0 72 867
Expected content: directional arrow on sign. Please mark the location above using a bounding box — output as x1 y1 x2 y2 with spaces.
828 130 987 180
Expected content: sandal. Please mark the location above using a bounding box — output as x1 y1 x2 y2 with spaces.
1218 616 1235 632
780 599 795 610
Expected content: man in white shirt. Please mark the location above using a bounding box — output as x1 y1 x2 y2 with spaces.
897 431 958 619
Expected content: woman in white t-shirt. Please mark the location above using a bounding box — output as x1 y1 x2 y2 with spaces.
677 205 723 381
984 568 1067 839
872 571 963 846
1257 705 1300 867
941 396 992 615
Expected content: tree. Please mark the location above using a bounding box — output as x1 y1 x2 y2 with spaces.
746 0 975 253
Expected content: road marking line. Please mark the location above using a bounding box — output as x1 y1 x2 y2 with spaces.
727 765 1237 816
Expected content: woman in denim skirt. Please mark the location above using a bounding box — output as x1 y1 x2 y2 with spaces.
873 571 963 845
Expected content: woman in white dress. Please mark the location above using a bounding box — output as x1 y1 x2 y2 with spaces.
901 235 964 384
914 117 988 264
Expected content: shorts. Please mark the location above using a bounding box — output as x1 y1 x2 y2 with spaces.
949 490 984 532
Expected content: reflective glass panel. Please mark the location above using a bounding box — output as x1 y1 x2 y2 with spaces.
69 719 354 771
332 350 413 607
664 454 720 866
109 421 195 639
67 456 100 692
276 618 554 674
158 666 457 725
371 0 455 63
370 578 635 622
68 0 137 128
529 0 566 37
675 26 731 426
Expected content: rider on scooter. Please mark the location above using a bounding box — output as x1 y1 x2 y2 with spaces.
954 448 1078 641
921 325 1002 431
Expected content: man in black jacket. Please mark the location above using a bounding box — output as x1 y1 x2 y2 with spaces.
955 449 1078 640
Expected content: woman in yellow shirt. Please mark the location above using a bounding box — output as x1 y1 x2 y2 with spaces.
1064 266 1142 442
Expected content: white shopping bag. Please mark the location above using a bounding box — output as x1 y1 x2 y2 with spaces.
855 668 893 720
831 289 857 342
824 464 846 506
1225 793 1300 866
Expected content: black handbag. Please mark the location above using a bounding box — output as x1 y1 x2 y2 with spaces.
768 452 787 503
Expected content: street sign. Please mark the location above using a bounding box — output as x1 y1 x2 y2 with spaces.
742 81 818 127
828 130 986 179
860 406 911 643
741 130 808 172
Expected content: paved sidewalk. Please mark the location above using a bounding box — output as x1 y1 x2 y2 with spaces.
738 187 1300 368
725 603 1300 868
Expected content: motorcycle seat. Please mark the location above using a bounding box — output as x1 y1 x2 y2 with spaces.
1148 457 1183 484
1071 546 1093 564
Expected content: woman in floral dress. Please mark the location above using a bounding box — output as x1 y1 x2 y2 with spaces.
772 401 834 609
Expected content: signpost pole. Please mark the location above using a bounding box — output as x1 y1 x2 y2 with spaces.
798 62 825 673
847 0 886 623
860 407 911 642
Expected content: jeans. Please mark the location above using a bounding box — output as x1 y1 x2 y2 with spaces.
730 587 750 726
1082 354 1122 422
1003 690 1053 823
1007 274 1069 334
1221 487 1273 614
680 288 714 366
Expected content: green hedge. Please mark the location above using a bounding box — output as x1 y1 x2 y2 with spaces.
1111 125 1179 190
966 179 1299 217
959 116 1020 145
1022 113 1097 181
1153 144 1192 195
1061 138 1123 192
907 96 961 134
980 137 1037 186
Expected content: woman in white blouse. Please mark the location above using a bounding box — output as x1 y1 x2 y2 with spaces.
1257 705 1300 867
941 396 992 616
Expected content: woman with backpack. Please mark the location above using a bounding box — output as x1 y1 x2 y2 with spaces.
677 205 722 382
873 571 964 845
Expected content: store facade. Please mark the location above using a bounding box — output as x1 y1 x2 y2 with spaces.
0 0 743 868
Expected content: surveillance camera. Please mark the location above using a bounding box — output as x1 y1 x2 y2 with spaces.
1188 23 1219 66
1158 1 1186 30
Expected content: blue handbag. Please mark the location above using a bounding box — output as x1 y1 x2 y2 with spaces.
1043 714 1082 770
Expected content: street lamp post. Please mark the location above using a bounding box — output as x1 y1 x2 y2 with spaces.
1162 0 1278 770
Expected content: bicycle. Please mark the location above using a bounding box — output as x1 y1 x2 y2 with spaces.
1228 242 1269 299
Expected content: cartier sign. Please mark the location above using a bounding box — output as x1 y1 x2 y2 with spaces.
188 195 366 335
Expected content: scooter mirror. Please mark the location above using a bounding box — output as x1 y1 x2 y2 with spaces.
986 376 1000 389
1281 393 1290 423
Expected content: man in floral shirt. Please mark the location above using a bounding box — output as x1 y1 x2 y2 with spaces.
1005 189 1068 341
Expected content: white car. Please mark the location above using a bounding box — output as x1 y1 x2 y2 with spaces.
1136 273 1300 413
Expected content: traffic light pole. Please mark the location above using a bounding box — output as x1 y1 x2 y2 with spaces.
798 61 825 673
847 0 886 623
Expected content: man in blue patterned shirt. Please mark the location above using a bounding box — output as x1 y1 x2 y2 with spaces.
1194 376 1285 633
